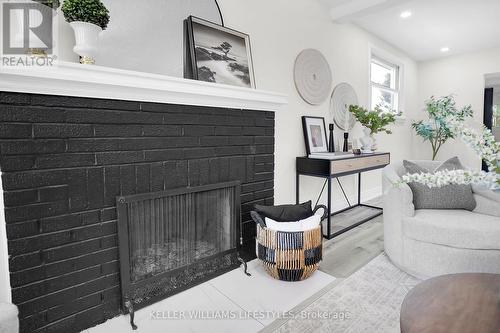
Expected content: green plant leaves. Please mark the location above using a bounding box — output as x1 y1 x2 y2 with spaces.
411 95 473 160
61 0 110 30
349 105 397 134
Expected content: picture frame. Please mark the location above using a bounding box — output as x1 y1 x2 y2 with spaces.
302 116 329 155
185 16 256 88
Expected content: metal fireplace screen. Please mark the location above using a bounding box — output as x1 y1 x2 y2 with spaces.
117 181 241 311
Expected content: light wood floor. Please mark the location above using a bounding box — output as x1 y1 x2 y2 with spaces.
319 197 384 278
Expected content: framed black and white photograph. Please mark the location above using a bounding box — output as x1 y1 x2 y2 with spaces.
185 16 255 88
302 116 328 155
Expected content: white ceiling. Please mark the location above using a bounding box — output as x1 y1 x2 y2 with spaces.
321 0 500 62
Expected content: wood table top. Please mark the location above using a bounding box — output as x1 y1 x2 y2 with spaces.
400 273 500 333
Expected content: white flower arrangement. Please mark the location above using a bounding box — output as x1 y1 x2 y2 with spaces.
401 98 500 190
446 117 499 172
401 169 499 190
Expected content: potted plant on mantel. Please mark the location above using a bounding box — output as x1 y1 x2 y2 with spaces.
61 0 110 65
349 105 398 153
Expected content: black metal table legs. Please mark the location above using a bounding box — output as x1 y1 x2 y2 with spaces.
296 171 383 240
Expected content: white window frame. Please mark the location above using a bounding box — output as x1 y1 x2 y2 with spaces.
368 47 404 117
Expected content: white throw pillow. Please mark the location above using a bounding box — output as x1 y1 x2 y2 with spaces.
264 214 321 232
301 214 321 230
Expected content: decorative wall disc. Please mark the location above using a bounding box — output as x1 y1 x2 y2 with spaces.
330 82 358 131
294 49 332 105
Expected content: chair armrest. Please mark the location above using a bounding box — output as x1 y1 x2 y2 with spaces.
382 164 415 265
473 194 500 217
382 166 415 218
472 185 500 203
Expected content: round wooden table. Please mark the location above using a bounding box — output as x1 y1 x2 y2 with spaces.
400 273 500 333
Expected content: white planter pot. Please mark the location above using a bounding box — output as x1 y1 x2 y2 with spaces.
360 127 376 153
69 21 102 64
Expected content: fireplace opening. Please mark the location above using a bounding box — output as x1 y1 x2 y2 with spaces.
116 181 241 314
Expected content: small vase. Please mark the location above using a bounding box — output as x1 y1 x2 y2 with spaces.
370 134 377 151
69 21 102 64
359 127 374 153
328 124 335 152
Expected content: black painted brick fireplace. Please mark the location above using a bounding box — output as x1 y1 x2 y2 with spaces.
0 92 274 333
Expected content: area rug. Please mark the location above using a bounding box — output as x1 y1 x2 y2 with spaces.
268 253 421 333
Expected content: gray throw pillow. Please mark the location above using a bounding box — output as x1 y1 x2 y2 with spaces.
403 157 476 211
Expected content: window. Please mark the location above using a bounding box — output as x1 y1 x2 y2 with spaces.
370 55 400 113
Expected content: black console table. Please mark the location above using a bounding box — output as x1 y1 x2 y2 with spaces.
296 152 390 239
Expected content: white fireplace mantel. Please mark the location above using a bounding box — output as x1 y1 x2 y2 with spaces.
0 62 288 111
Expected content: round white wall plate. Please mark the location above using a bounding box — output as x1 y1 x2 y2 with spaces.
294 49 332 105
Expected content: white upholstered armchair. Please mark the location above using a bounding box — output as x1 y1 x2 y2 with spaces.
382 161 500 279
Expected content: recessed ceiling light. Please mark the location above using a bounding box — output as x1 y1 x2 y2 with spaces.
440 47 450 53
400 11 412 18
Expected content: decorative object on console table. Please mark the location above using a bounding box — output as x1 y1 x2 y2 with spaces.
62 0 110 64
296 153 390 239
330 82 358 131
294 49 332 105
328 124 335 152
349 104 398 153
360 127 374 154
185 16 255 88
348 140 353 151
302 116 328 155
343 132 349 152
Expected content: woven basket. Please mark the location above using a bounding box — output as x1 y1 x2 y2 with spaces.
256 224 322 281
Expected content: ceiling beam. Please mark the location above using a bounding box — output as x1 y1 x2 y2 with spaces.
330 0 412 23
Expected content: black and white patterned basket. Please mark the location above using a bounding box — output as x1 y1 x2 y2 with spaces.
256 224 323 281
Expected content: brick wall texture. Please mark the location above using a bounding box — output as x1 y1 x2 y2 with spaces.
0 92 275 333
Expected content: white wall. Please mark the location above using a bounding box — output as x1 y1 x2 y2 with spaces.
0 0 420 303
216 0 419 206
57 0 419 207
416 47 500 167
57 0 223 76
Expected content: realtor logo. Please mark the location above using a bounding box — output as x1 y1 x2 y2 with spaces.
1 1 57 66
